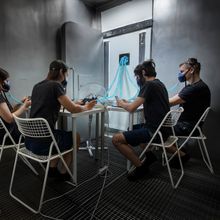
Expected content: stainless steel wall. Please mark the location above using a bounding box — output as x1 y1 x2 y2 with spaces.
1 0 219 168
152 0 220 169
61 21 104 141
0 0 96 98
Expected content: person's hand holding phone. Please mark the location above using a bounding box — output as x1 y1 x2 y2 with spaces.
115 96 126 107
23 97 31 109
115 96 119 106
84 100 97 110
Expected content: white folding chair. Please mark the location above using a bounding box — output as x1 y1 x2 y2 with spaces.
129 107 184 189
0 118 38 175
170 107 214 174
10 115 74 214
0 118 17 161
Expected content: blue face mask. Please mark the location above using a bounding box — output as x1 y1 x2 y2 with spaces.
178 72 186 83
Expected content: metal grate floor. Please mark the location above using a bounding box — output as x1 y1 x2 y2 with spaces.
0 137 220 220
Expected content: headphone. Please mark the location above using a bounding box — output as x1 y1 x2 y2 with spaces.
185 58 201 73
2 80 10 92
142 59 157 77
49 60 68 79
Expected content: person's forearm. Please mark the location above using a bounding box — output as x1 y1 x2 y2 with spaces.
121 102 136 112
13 104 27 117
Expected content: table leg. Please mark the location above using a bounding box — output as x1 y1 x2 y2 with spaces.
100 112 105 167
127 113 134 170
72 117 77 185
95 113 99 160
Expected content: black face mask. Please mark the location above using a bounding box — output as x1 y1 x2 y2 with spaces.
61 78 68 89
2 80 10 92
136 78 145 88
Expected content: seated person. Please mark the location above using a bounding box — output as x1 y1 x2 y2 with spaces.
0 67 31 144
25 60 96 181
112 60 170 181
169 58 211 168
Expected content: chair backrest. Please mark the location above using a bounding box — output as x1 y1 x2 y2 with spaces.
13 115 52 139
199 107 211 125
183 107 211 138
162 107 184 128
138 107 184 161
148 107 184 144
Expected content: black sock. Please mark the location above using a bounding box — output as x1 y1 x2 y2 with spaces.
143 151 157 167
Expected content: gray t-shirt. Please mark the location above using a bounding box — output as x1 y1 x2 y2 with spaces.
30 80 65 128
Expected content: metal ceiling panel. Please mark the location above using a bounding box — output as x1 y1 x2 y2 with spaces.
81 0 132 11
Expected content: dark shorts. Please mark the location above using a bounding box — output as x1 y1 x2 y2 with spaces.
174 121 199 136
25 129 73 155
123 124 171 147
123 127 152 146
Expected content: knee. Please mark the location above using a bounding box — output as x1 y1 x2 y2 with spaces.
112 133 123 146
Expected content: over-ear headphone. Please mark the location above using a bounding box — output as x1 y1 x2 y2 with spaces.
0 67 9 82
49 60 68 73
142 59 157 77
49 60 68 79
185 58 201 72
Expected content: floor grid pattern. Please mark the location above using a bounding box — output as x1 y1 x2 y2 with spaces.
0 137 220 220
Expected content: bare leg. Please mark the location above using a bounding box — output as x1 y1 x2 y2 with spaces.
50 158 59 168
60 152 72 174
59 132 80 173
167 144 186 156
112 133 142 167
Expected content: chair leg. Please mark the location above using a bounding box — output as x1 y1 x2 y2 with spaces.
198 139 214 174
11 147 39 175
0 147 4 161
10 152 49 213
59 155 75 185
39 162 46 171
9 149 19 197
19 155 39 175
9 151 40 213
37 161 50 213
162 146 184 189
0 137 7 162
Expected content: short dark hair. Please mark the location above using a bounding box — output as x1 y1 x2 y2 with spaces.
48 60 68 80
134 64 143 76
0 67 9 81
183 58 201 72
142 59 157 77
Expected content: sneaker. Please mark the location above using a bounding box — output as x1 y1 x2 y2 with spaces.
48 167 60 178
127 165 149 181
127 151 157 181
48 167 71 181
57 172 71 181
169 153 190 169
